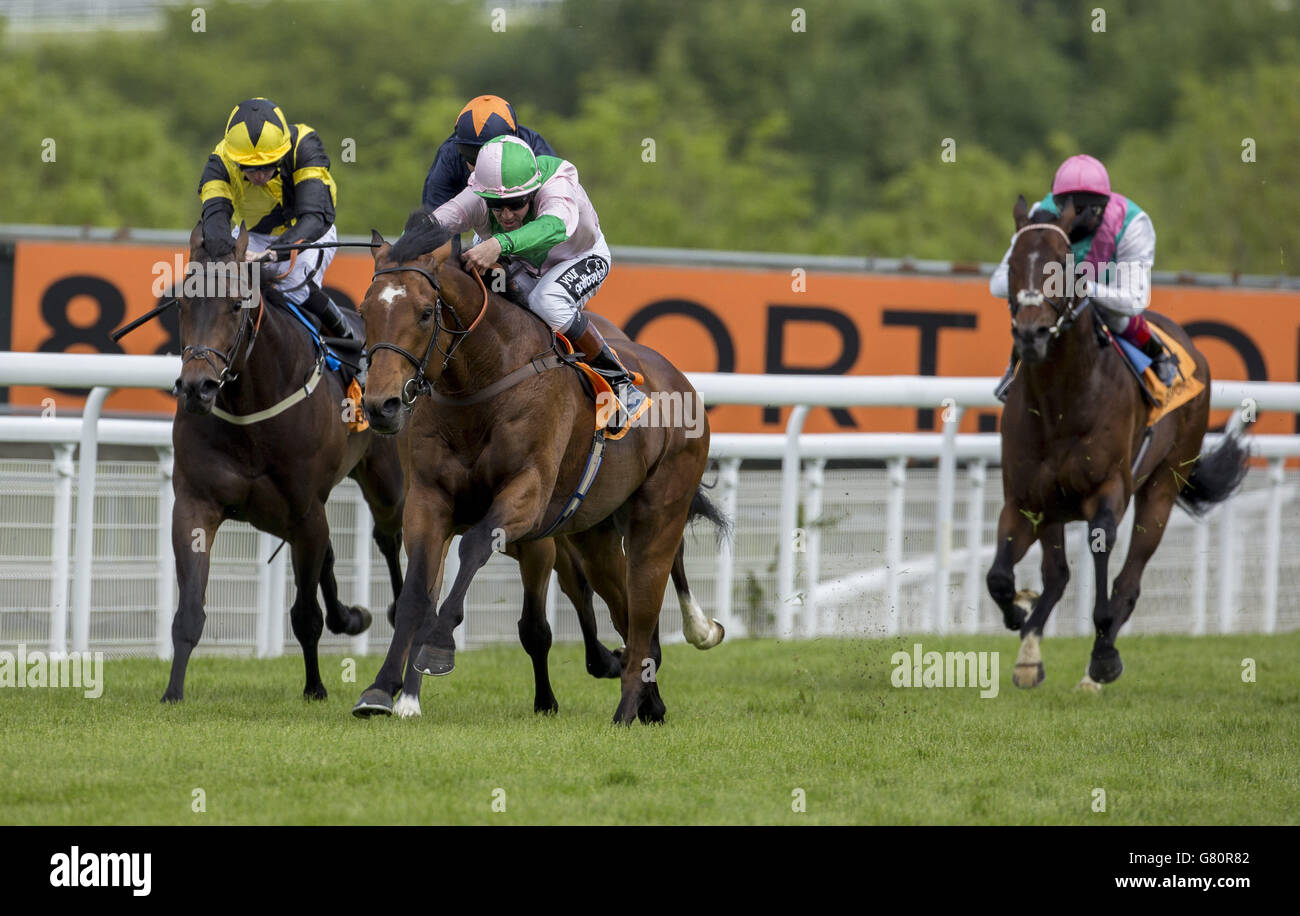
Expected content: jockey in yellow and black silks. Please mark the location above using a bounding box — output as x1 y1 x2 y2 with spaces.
197 98 357 341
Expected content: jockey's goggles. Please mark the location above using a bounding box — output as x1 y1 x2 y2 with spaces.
239 160 280 174
487 195 533 213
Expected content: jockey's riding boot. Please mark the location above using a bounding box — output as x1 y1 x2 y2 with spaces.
571 319 651 430
305 285 359 343
994 345 1019 403
1142 337 1178 386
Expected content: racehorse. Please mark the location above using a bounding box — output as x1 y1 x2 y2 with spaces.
987 196 1248 690
352 213 727 724
164 223 406 702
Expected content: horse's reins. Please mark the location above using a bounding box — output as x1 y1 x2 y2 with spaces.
366 263 489 406
1009 222 1091 337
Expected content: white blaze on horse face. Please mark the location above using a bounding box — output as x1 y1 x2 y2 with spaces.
377 283 406 308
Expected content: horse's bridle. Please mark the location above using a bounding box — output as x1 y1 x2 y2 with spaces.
179 293 263 391
365 263 486 406
1009 222 1091 338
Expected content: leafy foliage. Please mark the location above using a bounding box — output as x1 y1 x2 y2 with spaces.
2 0 1297 271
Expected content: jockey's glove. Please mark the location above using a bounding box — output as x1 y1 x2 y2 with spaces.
268 212 329 256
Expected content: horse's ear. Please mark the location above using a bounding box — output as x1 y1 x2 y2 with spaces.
233 222 249 261
370 229 391 264
1013 194 1029 230
189 221 205 256
1056 199 1077 231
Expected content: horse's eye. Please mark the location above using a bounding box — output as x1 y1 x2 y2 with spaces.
420 307 434 323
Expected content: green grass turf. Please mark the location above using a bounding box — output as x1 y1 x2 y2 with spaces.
2 633 1297 824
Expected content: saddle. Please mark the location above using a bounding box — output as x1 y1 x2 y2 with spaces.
1091 309 1204 427
262 284 369 432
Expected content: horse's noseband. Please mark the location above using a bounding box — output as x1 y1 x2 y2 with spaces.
1009 223 1090 339
180 298 258 390
365 264 475 406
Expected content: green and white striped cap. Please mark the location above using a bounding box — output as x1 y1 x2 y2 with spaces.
468 135 543 199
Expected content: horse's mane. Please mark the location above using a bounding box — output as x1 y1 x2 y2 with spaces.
391 206 454 263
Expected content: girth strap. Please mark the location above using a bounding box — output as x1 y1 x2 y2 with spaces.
529 431 608 540
425 350 571 407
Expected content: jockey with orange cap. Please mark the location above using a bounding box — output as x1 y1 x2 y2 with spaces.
424 135 650 431
421 95 557 209
197 98 358 341
990 154 1174 400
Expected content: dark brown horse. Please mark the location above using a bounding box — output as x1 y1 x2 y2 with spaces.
353 215 726 724
987 196 1248 690
164 223 408 702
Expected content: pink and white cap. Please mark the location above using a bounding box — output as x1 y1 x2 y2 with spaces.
1051 154 1111 196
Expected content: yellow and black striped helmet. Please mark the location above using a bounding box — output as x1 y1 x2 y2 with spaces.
218 98 292 166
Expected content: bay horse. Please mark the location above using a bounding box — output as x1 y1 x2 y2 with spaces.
987 196 1248 690
164 223 406 702
353 214 727 724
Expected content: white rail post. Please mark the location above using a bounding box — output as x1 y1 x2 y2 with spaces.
268 543 287 656
803 458 826 637
1262 458 1285 633
154 447 175 659
1076 523 1095 636
71 386 112 653
1217 499 1238 634
49 443 76 656
930 404 963 634
776 405 810 638
961 458 986 633
351 484 372 657
256 531 275 658
1191 516 1209 636
714 457 742 636
545 570 559 634
885 457 906 635
445 535 463 650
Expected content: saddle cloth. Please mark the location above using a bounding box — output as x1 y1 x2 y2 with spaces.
554 333 645 442
1110 327 1205 427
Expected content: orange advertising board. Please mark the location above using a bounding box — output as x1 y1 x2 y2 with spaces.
5 240 1298 435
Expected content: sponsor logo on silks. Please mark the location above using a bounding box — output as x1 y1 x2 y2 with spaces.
557 256 609 300
0 644 103 699
890 642 999 698
49 847 151 896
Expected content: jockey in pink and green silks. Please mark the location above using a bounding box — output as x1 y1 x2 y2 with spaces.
990 154 1176 400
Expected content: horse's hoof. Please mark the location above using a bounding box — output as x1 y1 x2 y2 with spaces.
1088 649 1124 684
586 649 622 679
351 605 373 634
637 695 667 724
352 688 394 717
1013 662 1046 688
693 619 725 650
1075 674 1103 693
304 684 328 701
414 644 455 677
393 693 421 718
160 692 182 704
534 696 559 716
386 602 396 628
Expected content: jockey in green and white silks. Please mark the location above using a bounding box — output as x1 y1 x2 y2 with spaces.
434 135 650 428
990 154 1174 400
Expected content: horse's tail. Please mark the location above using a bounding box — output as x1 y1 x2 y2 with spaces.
1177 427 1250 517
669 483 729 650
687 483 733 544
